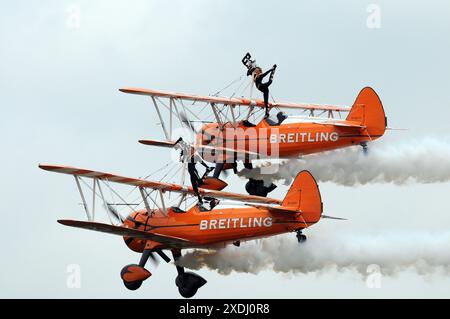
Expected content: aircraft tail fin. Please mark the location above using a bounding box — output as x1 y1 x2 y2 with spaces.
281 171 322 223
346 87 387 138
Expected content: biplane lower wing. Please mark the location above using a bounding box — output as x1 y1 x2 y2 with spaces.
58 220 189 245
138 139 177 148
38 164 281 205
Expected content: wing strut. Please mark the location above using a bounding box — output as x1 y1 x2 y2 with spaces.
74 175 92 221
96 179 115 225
139 187 152 215
151 97 170 140
159 189 167 215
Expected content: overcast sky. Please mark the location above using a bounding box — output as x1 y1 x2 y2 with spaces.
1 0 450 298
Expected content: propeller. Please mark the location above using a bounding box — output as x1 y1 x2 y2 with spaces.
179 112 197 136
180 112 216 144
105 203 124 224
140 249 171 267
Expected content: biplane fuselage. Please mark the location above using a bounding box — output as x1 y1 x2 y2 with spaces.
122 204 316 252
125 87 386 167
198 118 379 161
39 164 322 252
196 87 387 164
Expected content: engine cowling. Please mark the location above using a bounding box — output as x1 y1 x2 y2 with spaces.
122 210 149 253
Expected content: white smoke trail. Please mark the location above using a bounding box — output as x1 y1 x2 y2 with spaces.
238 138 450 186
179 232 450 276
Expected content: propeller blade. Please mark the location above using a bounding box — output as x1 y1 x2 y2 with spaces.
146 251 159 267
106 203 124 223
149 251 158 261
140 250 159 267
180 112 197 134
179 112 216 144
156 250 171 263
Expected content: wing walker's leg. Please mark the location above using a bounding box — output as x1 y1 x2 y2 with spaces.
244 161 253 170
213 162 224 179
172 249 207 298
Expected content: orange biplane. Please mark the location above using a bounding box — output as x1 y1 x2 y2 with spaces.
120 85 387 196
39 164 342 298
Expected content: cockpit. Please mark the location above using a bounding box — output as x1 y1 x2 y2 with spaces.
170 198 220 214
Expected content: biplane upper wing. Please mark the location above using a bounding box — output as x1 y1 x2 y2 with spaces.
39 164 281 204
119 88 351 112
58 219 189 244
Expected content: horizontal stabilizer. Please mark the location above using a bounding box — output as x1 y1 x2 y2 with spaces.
245 203 300 214
386 127 408 131
323 121 365 128
321 214 347 221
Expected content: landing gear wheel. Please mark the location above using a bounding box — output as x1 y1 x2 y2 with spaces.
178 286 198 298
297 234 307 243
175 272 207 298
123 280 142 291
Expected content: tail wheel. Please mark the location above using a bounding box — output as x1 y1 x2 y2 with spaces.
297 234 307 243
296 230 307 243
